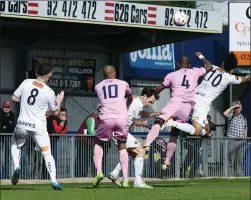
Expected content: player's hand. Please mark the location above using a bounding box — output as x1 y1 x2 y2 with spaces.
154 112 161 116
56 91 65 105
245 74 251 81
195 52 203 58
141 120 148 127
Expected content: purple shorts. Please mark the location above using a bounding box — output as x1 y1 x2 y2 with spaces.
96 118 129 142
158 100 192 122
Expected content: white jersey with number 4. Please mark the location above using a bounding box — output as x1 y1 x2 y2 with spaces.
13 79 57 132
195 65 241 105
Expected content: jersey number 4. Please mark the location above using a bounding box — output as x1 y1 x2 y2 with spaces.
27 88 39 105
181 75 190 89
102 84 118 99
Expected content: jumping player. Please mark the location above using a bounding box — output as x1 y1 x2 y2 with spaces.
143 54 213 167
108 87 160 188
11 63 64 190
162 52 251 137
93 65 132 189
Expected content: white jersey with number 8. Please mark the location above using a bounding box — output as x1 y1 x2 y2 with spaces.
195 65 241 105
13 79 58 132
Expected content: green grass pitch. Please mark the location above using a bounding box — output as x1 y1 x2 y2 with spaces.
1 179 250 200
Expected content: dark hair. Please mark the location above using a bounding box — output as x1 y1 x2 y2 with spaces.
37 63 53 76
178 56 190 65
32 59 39 66
60 107 67 112
141 87 159 100
223 52 238 72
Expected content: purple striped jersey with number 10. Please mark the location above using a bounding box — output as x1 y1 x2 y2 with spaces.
95 79 132 120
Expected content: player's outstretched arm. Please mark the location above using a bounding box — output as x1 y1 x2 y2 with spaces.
133 119 148 127
195 52 213 72
240 74 251 83
155 84 165 94
140 111 160 118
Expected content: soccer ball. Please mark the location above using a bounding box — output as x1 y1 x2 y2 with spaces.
173 11 188 26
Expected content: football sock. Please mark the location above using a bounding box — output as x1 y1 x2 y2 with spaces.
119 149 129 182
93 144 103 174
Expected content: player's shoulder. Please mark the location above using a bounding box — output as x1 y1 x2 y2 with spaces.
212 65 225 73
115 78 129 84
130 96 143 110
21 79 34 85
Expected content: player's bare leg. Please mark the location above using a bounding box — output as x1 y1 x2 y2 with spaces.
93 139 104 188
118 141 129 188
144 118 165 153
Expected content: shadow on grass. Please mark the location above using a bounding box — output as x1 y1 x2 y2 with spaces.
79 185 120 189
152 184 190 188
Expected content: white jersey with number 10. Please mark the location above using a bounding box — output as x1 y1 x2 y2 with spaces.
13 79 58 132
195 65 241 105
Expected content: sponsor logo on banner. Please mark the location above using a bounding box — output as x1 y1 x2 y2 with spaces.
0 1 222 33
129 44 175 70
229 2 251 66
0 1 38 15
104 1 157 25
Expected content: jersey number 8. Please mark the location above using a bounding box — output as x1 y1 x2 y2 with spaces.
27 88 39 105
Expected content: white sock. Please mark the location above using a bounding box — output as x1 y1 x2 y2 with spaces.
200 128 206 136
170 121 195 135
111 163 121 178
134 157 144 184
43 154 57 183
11 144 21 169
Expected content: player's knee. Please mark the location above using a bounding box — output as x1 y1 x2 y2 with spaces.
154 118 165 126
128 147 145 157
135 147 145 157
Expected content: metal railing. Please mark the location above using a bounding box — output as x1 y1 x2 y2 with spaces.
1 133 250 180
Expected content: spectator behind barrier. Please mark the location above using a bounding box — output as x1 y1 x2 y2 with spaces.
76 104 109 177
46 109 56 134
52 107 68 134
0 101 16 133
26 59 39 79
223 101 247 177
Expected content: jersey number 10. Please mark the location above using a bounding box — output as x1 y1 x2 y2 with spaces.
206 70 222 87
102 84 118 99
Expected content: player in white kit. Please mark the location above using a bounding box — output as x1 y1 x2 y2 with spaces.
108 87 160 188
162 52 251 136
11 63 64 190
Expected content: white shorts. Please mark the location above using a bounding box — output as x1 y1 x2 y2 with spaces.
112 133 141 149
12 125 51 151
192 103 210 128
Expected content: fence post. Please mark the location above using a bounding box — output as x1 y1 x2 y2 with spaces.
175 137 181 178
223 138 228 177
70 136 75 178
202 138 208 177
